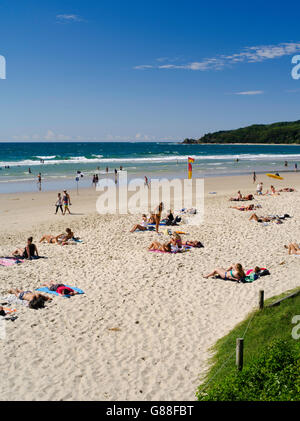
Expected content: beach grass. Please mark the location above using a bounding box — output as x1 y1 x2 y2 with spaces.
197 288 300 400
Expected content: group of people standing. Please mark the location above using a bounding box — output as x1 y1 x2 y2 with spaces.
55 190 71 215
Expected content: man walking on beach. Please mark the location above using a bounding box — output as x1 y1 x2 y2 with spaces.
62 190 72 215
253 171 256 183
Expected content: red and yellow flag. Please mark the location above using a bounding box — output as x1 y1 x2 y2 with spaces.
188 157 194 179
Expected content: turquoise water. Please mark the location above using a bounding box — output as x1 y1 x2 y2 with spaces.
0 142 299 193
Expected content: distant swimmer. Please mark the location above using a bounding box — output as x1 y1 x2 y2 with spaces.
295 163 298 172
28 167 32 174
284 161 288 167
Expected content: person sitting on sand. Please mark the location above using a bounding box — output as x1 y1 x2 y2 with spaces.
42 282 79 296
163 210 182 226
204 263 246 282
230 190 243 201
39 228 74 245
12 237 39 259
284 243 300 255
148 241 172 252
148 212 156 224
130 214 148 232
169 233 183 251
8 289 51 309
230 204 255 211
265 185 280 196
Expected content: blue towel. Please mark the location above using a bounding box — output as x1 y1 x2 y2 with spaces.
36 285 84 298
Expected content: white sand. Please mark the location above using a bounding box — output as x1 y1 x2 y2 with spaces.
0 173 300 401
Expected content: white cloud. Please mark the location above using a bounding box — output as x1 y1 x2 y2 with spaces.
234 90 264 95
135 42 300 71
56 14 83 23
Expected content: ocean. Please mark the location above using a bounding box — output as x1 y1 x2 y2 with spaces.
0 142 299 193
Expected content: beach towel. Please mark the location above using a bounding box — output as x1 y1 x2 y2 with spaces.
0 257 24 266
0 294 29 307
36 285 84 298
2 307 16 314
148 223 167 226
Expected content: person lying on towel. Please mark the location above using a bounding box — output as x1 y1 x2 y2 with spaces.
42 282 79 296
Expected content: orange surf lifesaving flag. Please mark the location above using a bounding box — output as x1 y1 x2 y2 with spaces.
188 157 195 179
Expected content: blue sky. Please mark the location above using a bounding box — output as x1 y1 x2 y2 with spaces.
0 0 300 142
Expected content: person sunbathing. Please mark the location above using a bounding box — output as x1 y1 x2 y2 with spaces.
278 187 296 192
265 185 280 196
148 241 172 252
39 228 74 245
12 237 39 259
230 204 255 211
8 289 51 309
249 213 274 223
42 282 79 296
284 243 300 255
204 263 246 282
130 214 148 232
182 240 204 248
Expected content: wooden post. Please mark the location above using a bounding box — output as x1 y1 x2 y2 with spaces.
236 338 244 371
259 290 264 310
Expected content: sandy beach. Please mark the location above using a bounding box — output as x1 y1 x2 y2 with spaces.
1 172 300 401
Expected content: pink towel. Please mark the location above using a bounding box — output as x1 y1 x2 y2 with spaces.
0 258 24 266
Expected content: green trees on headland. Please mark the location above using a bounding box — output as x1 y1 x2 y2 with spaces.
183 120 300 144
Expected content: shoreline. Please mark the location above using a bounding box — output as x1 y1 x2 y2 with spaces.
1 168 299 195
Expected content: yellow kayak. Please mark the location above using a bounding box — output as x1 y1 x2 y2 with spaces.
266 173 284 180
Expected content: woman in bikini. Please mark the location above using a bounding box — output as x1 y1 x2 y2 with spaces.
8 289 52 309
154 202 164 233
39 228 74 245
204 263 246 282
284 243 300 255
230 204 255 211
148 241 172 252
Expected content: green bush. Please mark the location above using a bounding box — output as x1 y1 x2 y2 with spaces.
197 339 300 401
